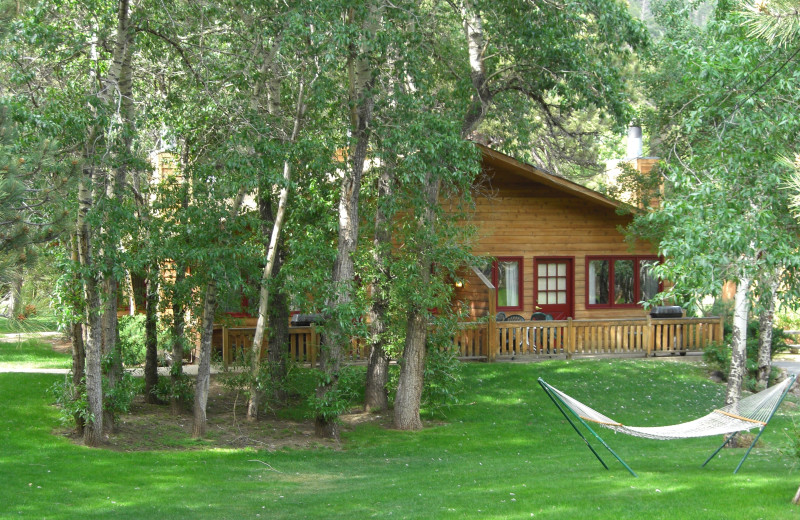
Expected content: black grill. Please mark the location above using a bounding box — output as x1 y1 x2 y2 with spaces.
290 313 325 327
650 306 683 319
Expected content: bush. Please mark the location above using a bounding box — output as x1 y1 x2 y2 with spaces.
49 376 90 427
703 318 789 389
152 373 195 405
119 315 147 366
49 370 142 426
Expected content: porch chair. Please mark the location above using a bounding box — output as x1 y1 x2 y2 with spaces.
503 314 527 356
530 312 554 352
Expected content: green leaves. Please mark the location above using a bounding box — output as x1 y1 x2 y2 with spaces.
630 6 800 310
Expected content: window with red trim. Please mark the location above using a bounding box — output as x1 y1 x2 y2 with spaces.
586 256 660 308
480 257 524 311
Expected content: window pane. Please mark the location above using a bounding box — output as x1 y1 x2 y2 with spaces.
547 293 557 304
498 260 519 307
557 264 566 276
557 292 566 304
589 260 609 305
538 264 546 276
548 264 556 276
557 278 566 291
614 260 635 304
639 259 660 302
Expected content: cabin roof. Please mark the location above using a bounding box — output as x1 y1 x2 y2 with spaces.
477 144 626 212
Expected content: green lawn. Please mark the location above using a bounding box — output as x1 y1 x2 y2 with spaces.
0 315 60 334
0 338 71 370
1 356 799 519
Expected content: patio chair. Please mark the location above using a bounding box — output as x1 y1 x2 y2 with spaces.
503 314 527 356
495 312 506 322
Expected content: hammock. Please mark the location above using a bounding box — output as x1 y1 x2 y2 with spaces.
538 374 796 476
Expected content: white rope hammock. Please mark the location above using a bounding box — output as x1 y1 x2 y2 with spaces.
539 374 796 475
543 375 794 440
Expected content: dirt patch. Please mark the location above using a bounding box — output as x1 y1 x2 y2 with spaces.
51 338 71 355
54 378 389 452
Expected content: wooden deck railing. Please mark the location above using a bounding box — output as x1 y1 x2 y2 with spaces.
455 316 724 360
219 325 368 366
217 316 724 366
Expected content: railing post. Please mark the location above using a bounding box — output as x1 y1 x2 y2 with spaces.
566 318 573 360
222 326 229 368
718 316 724 345
488 287 497 361
645 315 652 357
310 324 318 367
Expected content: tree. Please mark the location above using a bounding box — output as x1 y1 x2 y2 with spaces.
314 1 386 439
388 0 648 429
630 3 800 404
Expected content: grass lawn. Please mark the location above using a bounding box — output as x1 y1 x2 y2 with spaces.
0 315 60 334
0 338 71 370
1 355 799 519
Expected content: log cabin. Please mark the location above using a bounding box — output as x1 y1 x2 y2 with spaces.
129 144 722 363
451 144 661 323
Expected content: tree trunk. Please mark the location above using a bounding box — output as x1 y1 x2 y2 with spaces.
192 279 217 438
364 166 394 413
247 159 294 421
102 22 134 431
192 189 247 437
393 175 441 430
70 320 86 434
101 275 119 431
144 263 160 403
77 0 134 447
170 148 191 415
757 270 780 389
394 308 427 430
77 163 104 446
726 274 751 405
246 52 304 421
267 264 290 407
66 235 86 434
460 1 490 139
8 269 22 318
315 3 383 439
170 265 187 415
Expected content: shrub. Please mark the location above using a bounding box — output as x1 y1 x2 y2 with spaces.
152 373 195 405
118 315 147 366
49 376 90 427
703 318 789 389
49 370 141 426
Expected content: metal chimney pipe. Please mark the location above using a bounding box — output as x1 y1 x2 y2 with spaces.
627 125 643 159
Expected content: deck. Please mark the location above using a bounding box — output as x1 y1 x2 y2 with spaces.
214 316 724 366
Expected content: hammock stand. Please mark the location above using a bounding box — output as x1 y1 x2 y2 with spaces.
538 374 796 477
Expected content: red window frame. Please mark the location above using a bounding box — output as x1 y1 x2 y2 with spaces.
487 256 524 312
585 255 661 309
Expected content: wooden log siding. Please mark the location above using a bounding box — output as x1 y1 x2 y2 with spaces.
452 316 724 359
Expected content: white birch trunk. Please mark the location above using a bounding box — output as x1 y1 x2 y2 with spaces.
247 78 305 421
757 269 780 389
726 274 751 406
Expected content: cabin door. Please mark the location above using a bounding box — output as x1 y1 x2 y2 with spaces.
534 258 574 320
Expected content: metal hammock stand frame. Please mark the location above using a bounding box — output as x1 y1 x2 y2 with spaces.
538 374 797 477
